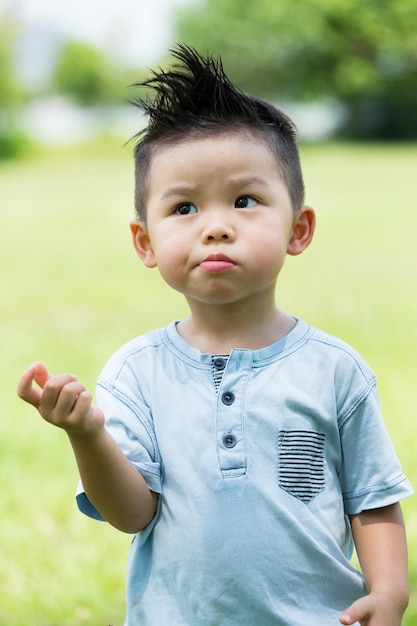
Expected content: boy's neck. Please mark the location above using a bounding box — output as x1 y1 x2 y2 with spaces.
177 301 296 354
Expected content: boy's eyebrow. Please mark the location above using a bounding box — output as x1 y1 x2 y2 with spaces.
231 175 273 190
160 185 195 200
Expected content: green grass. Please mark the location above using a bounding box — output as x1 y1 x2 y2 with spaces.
1 138 416 624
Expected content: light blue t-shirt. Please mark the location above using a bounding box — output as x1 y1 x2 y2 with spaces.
77 318 413 625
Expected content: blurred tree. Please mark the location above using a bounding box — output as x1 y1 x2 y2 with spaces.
0 19 27 159
175 0 417 139
0 22 18 110
52 40 123 105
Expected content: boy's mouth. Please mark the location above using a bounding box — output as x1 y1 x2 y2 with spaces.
199 254 235 272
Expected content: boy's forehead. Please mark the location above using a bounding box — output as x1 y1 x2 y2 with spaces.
148 129 278 174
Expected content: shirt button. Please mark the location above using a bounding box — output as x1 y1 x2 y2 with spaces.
223 433 237 448
221 391 235 405
213 357 227 370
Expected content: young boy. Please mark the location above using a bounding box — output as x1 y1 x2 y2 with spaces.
18 46 413 625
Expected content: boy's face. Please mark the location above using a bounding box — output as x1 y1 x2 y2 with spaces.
131 131 314 309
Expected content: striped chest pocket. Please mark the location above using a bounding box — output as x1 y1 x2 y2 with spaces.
278 430 326 503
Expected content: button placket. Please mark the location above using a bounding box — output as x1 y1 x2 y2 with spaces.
215 351 252 478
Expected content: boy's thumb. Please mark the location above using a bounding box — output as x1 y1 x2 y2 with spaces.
339 595 373 625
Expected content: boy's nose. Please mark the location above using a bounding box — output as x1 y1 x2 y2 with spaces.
207 230 230 241
202 216 235 242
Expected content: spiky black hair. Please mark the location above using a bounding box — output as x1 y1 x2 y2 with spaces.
131 45 305 219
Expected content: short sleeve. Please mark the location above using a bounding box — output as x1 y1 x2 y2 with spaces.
339 383 413 514
76 371 162 524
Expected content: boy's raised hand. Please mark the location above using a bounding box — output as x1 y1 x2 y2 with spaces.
17 362 104 436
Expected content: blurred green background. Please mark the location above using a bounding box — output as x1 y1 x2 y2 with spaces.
1 0 416 623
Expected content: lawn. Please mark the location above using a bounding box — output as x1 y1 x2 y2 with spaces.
1 138 416 624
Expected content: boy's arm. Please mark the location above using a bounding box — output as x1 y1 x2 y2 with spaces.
17 362 157 534
339 503 409 626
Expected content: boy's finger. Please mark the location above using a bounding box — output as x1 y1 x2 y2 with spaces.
35 373 78 417
17 363 47 407
51 380 87 416
32 361 52 390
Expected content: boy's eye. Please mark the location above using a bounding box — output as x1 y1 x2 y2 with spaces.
235 196 257 209
175 203 198 215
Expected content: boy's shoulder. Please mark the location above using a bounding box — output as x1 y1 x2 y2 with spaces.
98 325 172 383
304 324 377 390
269 317 373 369
308 324 366 358
114 325 168 356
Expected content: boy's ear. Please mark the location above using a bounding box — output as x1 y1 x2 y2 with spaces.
130 219 157 268
287 206 316 256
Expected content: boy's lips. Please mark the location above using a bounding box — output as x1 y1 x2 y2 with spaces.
199 253 235 272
